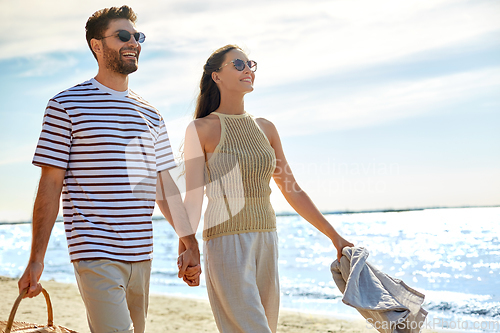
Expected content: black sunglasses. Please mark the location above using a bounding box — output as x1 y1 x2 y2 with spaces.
218 59 257 72
101 30 146 43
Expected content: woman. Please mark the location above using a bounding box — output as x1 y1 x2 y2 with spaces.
181 45 353 333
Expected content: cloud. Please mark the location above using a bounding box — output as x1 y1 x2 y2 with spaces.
0 1 88 59
2 0 498 112
0 143 36 166
2 0 499 71
134 0 500 89
255 66 500 136
2 0 499 143
15 54 80 78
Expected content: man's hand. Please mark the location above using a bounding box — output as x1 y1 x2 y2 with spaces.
177 250 202 286
18 261 44 298
177 235 201 286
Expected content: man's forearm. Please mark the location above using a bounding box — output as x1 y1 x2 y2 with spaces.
156 193 196 239
180 233 198 250
29 168 64 263
167 195 197 239
157 170 196 238
30 196 59 263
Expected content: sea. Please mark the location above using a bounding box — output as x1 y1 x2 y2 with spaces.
1 206 499 332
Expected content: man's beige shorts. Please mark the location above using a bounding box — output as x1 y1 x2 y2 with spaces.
73 259 151 333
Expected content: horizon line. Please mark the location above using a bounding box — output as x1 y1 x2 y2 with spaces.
1 204 498 225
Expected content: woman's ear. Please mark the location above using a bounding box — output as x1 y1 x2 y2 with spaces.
211 71 220 83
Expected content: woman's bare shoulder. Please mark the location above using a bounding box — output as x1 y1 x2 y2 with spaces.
255 117 276 128
190 114 220 133
254 117 280 145
188 114 222 153
255 117 278 134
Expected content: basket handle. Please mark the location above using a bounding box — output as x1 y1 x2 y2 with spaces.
5 287 54 333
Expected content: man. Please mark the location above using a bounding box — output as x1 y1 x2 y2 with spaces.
18 6 200 333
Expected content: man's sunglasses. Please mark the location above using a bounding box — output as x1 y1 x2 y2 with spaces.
101 30 146 43
218 59 257 72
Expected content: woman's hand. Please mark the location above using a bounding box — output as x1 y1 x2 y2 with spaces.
177 238 202 286
332 234 354 262
177 251 202 286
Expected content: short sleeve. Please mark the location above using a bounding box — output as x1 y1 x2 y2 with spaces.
32 99 72 169
155 118 177 172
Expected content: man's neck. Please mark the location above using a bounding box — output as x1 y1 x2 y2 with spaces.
94 69 129 92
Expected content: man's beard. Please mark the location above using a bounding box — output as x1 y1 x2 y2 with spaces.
102 41 138 75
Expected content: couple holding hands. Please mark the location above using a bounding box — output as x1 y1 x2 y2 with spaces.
18 5 352 333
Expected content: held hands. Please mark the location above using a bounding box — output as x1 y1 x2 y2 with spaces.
177 237 202 286
18 261 44 298
177 251 202 286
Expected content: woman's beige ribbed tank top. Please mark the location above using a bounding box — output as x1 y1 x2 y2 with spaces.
203 112 277 241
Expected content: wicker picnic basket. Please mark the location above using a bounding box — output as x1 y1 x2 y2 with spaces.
0 287 77 333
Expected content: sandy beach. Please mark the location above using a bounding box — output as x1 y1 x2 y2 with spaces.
0 276 401 333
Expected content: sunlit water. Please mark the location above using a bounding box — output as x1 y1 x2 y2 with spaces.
1 207 499 331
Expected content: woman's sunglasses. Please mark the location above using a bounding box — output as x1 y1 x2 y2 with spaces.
101 30 146 43
218 59 257 72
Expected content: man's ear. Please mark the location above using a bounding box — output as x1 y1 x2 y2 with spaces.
91 38 102 57
211 71 220 83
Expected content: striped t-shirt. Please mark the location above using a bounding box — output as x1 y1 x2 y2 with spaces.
32 78 176 262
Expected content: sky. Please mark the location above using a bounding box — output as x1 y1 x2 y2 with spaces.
0 0 499 222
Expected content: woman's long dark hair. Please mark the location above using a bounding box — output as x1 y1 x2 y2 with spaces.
179 45 243 177
194 44 242 119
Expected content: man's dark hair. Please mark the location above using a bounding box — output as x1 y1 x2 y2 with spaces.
85 5 138 60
